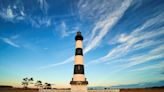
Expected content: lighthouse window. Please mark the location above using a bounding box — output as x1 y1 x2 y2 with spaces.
75 48 83 55
74 65 84 74
78 66 80 70
77 49 82 54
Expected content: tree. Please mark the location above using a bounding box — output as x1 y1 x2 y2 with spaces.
47 83 51 89
35 80 42 89
44 83 51 89
22 77 33 88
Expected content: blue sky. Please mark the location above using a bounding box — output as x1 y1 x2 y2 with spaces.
0 0 164 88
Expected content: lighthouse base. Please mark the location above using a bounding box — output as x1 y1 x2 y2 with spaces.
71 85 87 92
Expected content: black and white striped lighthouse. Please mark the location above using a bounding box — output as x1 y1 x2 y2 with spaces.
70 31 88 92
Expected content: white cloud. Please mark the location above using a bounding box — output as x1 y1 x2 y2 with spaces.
40 0 132 69
0 6 15 21
60 21 68 37
110 13 164 45
38 17 51 27
132 40 163 51
105 44 164 73
57 21 77 37
89 14 164 64
121 45 164 69
13 5 17 9
40 56 74 69
6 6 14 19
84 0 132 53
0 1 51 27
131 61 164 71
1 38 20 48
0 2 26 22
117 34 132 43
102 39 163 73
78 0 123 21
20 11 25 16
38 0 49 14
29 17 51 27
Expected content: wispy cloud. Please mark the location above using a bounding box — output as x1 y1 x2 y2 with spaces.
1 38 20 48
85 12 164 75
55 21 79 38
6 6 14 19
29 17 51 28
38 0 49 14
124 44 164 68
110 13 164 44
57 21 77 37
89 14 164 65
0 0 51 27
60 21 69 37
39 56 74 69
84 0 132 53
0 5 15 21
130 61 164 72
0 0 27 22
77 0 125 21
103 44 164 78
40 0 132 69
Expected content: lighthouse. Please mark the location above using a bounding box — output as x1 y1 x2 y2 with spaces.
70 31 88 92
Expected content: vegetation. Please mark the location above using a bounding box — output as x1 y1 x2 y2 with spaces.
21 77 52 89
34 80 43 89
43 83 51 89
22 77 33 89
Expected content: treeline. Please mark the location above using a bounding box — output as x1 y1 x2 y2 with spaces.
22 77 53 89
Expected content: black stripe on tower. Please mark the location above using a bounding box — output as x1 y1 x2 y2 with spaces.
74 64 84 74
75 32 83 41
75 48 83 56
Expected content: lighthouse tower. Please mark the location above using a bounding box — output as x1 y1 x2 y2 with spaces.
70 31 88 92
